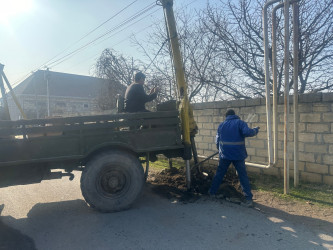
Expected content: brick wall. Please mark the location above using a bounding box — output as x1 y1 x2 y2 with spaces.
192 92 333 186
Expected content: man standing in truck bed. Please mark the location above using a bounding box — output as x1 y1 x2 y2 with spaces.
124 72 159 112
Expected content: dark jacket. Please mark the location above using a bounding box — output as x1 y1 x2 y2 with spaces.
124 83 157 112
216 115 259 160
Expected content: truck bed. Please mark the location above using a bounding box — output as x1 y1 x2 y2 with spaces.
0 111 183 167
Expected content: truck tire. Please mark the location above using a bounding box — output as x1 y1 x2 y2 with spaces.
80 150 144 212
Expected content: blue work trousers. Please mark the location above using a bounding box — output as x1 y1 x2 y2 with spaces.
209 158 253 201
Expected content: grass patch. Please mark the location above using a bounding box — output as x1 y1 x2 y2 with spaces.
250 174 333 207
149 157 184 170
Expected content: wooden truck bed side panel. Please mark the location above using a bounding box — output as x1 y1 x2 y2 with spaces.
0 111 183 166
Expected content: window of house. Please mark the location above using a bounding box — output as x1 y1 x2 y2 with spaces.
83 103 89 108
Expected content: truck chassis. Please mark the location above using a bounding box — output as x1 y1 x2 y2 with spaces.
0 110 184 211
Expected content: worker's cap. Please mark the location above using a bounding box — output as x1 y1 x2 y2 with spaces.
135 72 146 82
225 109 235 117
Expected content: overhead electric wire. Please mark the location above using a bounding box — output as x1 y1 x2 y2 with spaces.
12 0 198 87
47 2 157 68
92 7 161 48
62 0 199 74
65 7 162 72
11 0 140 86
110 0 200 71
75 0 139 44
40 0 139 70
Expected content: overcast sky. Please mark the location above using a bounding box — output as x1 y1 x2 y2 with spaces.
0 0 208 87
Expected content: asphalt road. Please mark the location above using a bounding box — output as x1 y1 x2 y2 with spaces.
0 171 332 250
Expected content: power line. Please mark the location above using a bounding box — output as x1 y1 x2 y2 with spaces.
11 0 141 86
39 0 139 70
92 0 200 63
62 7 161 72
49 5 158 69
12 0 199 87
76 0 139 44
145 38 169 70
62 0 199 74
65 8 161 73
47 2 157 68
87 6 161 51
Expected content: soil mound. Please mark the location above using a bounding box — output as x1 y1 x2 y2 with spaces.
148 165 244 203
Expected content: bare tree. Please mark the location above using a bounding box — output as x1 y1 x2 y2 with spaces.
94 48 168 110
202 0 333 96
297 0 333 93
98 0 332 105
94 48 136 86
133 8 232 102
131 20 177 102
94 49 135 110
96 79 126 111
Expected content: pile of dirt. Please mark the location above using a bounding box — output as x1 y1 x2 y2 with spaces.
147 165 333 229
147 165 244 203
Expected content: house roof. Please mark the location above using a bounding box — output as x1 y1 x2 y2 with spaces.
12 70 124 99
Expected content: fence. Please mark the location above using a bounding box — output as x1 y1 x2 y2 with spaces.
192 92 333 185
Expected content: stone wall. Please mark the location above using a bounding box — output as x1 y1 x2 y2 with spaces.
192 92 333 186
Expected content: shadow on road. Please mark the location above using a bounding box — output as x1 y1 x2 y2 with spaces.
1 186 332 249
0 204 37 250
255 202 333 234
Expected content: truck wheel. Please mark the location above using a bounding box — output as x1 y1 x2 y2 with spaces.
80 150 144 212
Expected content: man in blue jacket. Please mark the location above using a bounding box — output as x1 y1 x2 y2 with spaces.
209 109 259 208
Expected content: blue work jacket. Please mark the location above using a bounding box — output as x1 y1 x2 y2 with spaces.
216 115 259 160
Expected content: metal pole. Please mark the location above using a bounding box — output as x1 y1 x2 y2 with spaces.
45 68 50 117
185 160 190 189
284 0 290 194
272 0 298 165
161 0 192 189
34 78 39 119
249 0 299 171
263 0 280 166
241 0 280 169
272 3 283 164
293 2 300 187
1 71 27 119
0 64 11 120
145 153 150 181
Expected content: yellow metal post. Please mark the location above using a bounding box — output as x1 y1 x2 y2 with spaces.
161 0 191 145
161 0 194 188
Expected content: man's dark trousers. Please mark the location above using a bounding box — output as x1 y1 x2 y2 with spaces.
209 158 253 201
